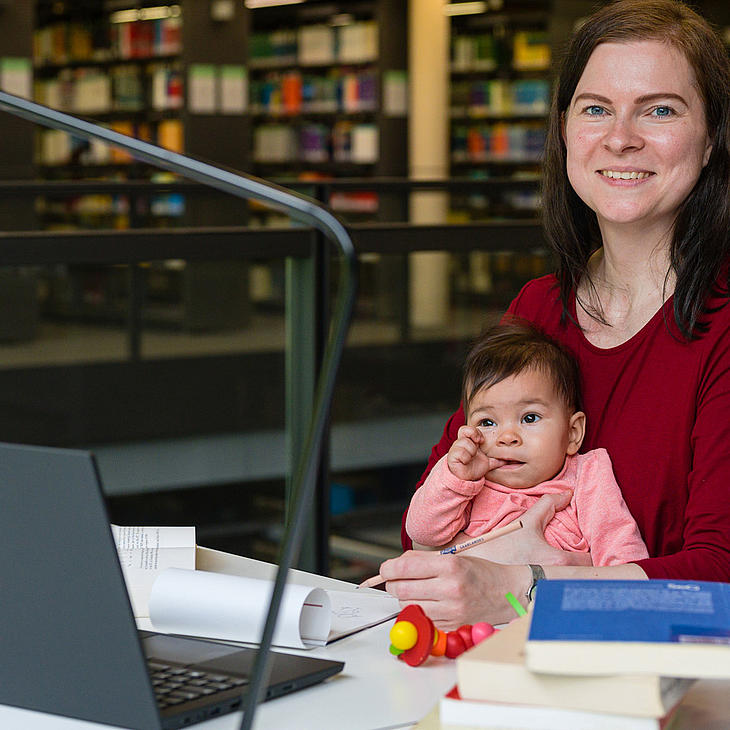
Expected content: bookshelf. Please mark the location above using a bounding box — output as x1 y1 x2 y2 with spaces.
448 3 553 222
245 0 407 222
30 0 252 331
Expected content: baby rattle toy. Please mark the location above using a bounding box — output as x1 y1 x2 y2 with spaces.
388 604 497 666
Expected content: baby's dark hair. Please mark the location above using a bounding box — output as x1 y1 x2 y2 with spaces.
463 319 582 415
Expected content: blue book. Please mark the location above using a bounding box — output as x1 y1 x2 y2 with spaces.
526 579 730 679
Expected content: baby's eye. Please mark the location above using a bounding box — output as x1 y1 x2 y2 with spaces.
479 418 496 428
522 413 540 424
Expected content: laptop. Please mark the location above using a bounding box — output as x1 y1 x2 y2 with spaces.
0 441 344 729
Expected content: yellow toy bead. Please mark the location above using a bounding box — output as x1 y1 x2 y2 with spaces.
390 620 418 651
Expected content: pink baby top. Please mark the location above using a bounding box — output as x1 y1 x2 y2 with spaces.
405 448 649 567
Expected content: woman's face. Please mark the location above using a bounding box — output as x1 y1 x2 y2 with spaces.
563 40 712 238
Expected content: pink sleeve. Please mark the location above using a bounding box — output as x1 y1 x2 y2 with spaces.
572 449 649 566
401 406 465 550
405 455 485 547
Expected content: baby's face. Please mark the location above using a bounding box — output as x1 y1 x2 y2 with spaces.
466 368 582 489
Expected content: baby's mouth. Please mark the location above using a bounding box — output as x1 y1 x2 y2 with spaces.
494 458 525 467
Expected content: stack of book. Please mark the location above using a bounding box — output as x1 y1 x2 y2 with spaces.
420 579 730 729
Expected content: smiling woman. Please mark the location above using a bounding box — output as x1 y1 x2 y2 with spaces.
375 0 730 630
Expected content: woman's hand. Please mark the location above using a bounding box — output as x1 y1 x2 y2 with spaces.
378 550 528 628
456 491 592 567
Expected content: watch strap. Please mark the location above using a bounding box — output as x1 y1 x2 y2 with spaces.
526 564 545 603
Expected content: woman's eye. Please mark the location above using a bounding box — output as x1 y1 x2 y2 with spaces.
584 105 606 116
650 105 674 118
522 413 540 424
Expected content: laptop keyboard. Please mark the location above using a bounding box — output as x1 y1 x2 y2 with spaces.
148 661 249 710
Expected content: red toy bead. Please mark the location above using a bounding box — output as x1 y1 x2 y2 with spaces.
456 624 474 650
444 631 467 659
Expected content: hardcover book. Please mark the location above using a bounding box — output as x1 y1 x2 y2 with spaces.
526 579 730 678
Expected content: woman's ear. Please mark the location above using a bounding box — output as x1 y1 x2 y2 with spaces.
703 135 713 167
566 411 586 455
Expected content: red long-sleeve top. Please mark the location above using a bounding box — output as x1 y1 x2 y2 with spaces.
401 274 730 582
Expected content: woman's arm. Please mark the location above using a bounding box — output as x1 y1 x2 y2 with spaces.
379 551 646 629
384 491 648 628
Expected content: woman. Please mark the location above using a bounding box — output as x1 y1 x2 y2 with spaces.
378 0 730 627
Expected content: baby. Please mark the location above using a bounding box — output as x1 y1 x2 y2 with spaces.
406 320 648 566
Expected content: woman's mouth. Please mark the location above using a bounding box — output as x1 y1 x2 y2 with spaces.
598 169 653 180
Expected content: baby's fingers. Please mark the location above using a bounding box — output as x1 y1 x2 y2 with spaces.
456 425 485 444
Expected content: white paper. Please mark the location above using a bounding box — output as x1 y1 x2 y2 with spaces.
327 590 400 641
149 568 331 649
111 525 196 617
195 546 400 641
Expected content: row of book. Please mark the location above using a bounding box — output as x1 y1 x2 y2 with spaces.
34 63 183 116
421 579 730 729
250 21 378 68
34 16 182 66
451 78 551 118
253 122 378 165
37 119 184 166
451 31 551 73
251 69 377 116
38 190 185 223
452 123 546 164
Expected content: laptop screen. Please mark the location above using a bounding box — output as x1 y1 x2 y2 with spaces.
0 441 171 728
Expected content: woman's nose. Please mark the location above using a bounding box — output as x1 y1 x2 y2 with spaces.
603 115 644 154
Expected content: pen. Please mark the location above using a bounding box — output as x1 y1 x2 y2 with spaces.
358 519 524 589
439 519 523 554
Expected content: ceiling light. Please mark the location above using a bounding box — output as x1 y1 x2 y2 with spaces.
443 2 487 16
110 5 181 23
244 0 305 8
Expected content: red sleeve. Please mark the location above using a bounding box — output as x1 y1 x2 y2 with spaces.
401 406 465 550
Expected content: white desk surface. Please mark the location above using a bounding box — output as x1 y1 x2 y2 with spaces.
0 621 455 730
3 620 730 730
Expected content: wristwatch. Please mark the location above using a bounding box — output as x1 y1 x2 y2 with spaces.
526 564 545 603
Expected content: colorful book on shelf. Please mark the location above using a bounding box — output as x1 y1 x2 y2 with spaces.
457 615 693 718
439 685 678 730
526 579 730 679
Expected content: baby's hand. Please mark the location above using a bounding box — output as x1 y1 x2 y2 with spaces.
447 425 506 482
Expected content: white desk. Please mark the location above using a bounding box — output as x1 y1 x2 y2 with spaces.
3 621 730 730
0 621 455 730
